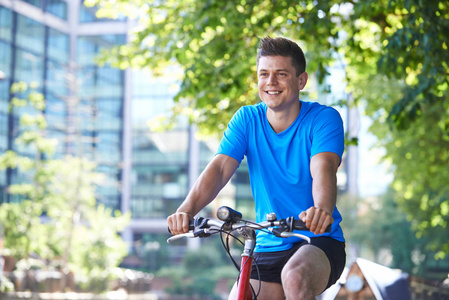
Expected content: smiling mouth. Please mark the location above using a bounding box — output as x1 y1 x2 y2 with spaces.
266 91 282 95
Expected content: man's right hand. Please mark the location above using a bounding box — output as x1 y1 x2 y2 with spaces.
167 212 193 235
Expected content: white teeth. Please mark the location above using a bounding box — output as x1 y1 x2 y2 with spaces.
267 91 281 95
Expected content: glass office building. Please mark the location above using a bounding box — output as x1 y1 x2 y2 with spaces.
0 1 126 208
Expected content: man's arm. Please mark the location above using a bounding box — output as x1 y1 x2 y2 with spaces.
299 152 340 235
167 154 240 235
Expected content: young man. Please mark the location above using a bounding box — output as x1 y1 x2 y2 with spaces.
167 37 346 300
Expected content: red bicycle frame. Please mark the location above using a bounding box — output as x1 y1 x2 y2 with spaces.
237 256 254 299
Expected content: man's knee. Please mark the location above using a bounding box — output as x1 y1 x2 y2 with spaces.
281 258 311 289
281 245 331 296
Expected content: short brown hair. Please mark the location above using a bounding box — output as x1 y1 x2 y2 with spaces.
257 37 306 76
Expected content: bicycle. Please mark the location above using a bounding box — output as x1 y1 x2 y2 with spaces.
167 206 331 300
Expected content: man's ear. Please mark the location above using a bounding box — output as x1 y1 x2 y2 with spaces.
298 72 308 90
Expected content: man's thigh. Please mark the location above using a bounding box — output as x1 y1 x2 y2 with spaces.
228 279 284 300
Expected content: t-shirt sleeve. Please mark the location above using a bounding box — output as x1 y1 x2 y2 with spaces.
216 107 248 163
310 107 345 162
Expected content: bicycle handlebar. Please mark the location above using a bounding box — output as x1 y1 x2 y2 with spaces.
167 206 332 244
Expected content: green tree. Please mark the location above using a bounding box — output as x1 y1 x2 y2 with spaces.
0 82 55 263
0 83 130 292
342 187 449 279
87 0 449 259
341 189 422 274
356 67 449 260
86 0 448 135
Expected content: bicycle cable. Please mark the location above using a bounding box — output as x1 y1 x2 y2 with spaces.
219 224 244 271
240 219 272 234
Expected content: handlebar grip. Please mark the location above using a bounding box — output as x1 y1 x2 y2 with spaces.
292 219 332 233
291 219 308 231
168 221 195 234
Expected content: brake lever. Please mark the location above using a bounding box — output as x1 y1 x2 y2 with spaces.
279 232 311 243
167 232 195 243
167 217 214 244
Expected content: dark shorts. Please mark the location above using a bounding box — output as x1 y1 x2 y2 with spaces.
250 237 346 290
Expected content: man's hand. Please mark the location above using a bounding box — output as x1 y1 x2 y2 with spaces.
167 212 193 235
299 207 333 235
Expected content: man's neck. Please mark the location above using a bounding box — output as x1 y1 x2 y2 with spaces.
267 101 302 134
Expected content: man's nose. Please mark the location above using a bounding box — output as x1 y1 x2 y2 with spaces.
267 74 277 85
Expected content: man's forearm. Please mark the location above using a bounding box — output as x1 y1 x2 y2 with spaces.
312 170 337 215
300 152 340 234
176 154 239 216
176 166 224 216
310 152 340 214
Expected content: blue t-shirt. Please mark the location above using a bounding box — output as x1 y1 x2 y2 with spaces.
217 100 345 252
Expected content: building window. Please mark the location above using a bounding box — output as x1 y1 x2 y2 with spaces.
16 15 45 55
0 7 13 42
21 0 44 9
45 0 68 20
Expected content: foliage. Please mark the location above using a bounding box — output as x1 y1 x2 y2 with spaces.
71 205 130 292
341 190 419 273
157 244 234 298
87 0 448 136
0 83 130 292
0 274 14 292
0 82 55 261
333 2 449 261
86 0 449 259
183 244 223 271
377 103 449 259
0 200 48 260
341 188 449 279
355 68 449 259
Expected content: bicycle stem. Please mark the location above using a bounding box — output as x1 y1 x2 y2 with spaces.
237 227 256 257
236 227 256 300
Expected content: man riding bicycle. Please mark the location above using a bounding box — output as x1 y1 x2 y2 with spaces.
167 36 346 300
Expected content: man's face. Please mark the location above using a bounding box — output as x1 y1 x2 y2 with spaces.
257 55 307 112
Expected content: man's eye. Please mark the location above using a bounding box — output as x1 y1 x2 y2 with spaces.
279 73 286 76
